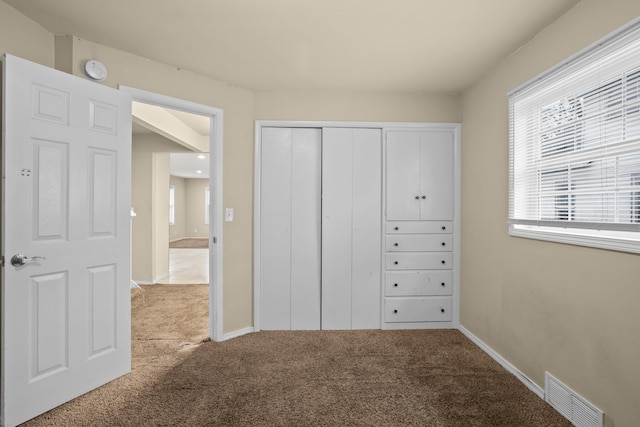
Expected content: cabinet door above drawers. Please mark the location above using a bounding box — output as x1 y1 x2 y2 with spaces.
385 234 452 252
385 297 452 322
386 271 452 296
386 221 452 234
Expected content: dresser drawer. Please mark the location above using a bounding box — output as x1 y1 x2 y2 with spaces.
386 221 453 234
385 253 452 270
385 271 452 296
385 235 453 252
384 297 452 322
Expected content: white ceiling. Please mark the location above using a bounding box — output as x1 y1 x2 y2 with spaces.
132 104 210 179
170 153 210 179
4 0 581 94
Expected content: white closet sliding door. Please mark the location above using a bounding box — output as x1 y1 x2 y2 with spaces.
260 128 321 330
322 128 382 329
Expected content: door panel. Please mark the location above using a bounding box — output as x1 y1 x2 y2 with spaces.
260 128 293 330
386 131 421 220
321 128 354 329
2 54 132 427
260 128 321 330
290 130 321 330
350 129 382 329
322 128 381 330
419 131 454 220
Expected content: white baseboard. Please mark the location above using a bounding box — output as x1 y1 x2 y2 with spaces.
222 326 254 341
133 275 168 285
458 325 544 399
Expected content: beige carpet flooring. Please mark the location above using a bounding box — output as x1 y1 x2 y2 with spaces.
22 284 571 426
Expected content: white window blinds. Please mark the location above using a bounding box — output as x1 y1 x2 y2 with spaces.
509 20 640 234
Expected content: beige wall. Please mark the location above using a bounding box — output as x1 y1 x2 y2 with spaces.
185 179 210 238
460 1 640 426
0 1 54 68
131 135 189 283
254 90 460 123
152 152 171 281
169 176 209 239
169 175 187 240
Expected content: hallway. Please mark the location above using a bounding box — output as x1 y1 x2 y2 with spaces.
157 248 209 284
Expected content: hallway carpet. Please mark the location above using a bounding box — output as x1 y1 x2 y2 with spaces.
23 284 570 426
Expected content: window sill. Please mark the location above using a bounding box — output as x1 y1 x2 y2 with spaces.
509 224 640 254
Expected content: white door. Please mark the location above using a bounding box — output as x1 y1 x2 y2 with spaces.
386 130 454 221
322 128 381 329
1 54 132 426
418 131 454 220
386 131 421 221
260 127 321 330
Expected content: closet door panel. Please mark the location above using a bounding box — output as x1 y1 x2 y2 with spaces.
260 128 293 330
419 131 454 220
322 128 382 330
290 129 322 330
351 129 382 329
321 129 353 329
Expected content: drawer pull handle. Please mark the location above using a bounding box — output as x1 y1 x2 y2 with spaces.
393 283 398 287
440 308 445 313
394 261 399 265
393 309 398 314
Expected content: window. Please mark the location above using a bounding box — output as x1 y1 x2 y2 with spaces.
204 187 210 225
169 185 175 226
509 20 640 253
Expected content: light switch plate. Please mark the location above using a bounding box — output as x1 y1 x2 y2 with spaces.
225 208 234 222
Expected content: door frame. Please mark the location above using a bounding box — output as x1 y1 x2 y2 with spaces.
122 86 224 342
253 120 461 331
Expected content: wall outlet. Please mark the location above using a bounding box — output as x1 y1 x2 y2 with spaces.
225 208 234 222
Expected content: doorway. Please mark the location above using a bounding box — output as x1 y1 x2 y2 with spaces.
121 86 223 342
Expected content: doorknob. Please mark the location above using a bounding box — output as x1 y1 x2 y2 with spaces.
10 254 46 267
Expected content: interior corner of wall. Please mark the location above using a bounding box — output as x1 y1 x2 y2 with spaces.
54 35 74 74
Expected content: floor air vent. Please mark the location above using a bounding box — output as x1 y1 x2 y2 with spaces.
545 372 603 427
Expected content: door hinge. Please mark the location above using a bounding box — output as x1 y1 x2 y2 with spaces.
1 255 4 267
213 237 217 244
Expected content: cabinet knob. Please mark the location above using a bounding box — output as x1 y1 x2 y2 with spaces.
393 283 398 287
441 282 446 287
394 243 399 247
440 308 445 313
441 260 446 264
394 227 399 231
441 242 446 246
394 261 399 265
442 226 446 230
393 309 398 314
421 195 426 199
415 196 420 200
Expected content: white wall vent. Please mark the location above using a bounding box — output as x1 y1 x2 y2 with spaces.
545 372 603 427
